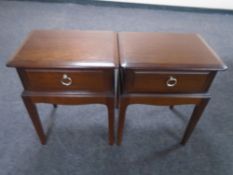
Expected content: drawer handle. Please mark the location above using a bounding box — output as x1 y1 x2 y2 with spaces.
166 76 177 87
60 74 72 86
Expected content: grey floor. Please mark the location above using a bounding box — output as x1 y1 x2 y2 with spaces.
0 1 233 175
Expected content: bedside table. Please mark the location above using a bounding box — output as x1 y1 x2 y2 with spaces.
117 32 227 145
7 30 118 145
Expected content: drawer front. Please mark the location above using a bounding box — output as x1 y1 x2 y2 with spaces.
23 69 113 92
124 70 212 93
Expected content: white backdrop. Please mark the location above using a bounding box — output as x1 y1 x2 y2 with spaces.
99 0 233 10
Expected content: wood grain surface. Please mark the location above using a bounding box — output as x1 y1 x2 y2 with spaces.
7 30 118 69
119 32 227 70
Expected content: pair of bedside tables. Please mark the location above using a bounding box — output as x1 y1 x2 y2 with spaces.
7 30 227 146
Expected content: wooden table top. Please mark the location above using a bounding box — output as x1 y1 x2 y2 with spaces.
119 32 227 71
7 30 118 69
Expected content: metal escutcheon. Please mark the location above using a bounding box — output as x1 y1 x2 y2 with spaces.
166 76 177 87
60 74 72 86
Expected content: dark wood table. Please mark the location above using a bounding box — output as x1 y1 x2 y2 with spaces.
117 32 227 145
7 30 118 145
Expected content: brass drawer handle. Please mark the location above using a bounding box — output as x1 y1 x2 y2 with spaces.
166 76 177 87
60 74 72 86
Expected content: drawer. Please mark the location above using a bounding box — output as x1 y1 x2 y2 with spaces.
22 69 114 92
124 70 213 93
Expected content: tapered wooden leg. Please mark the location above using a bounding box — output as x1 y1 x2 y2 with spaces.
117 99 128 145
107 100 115 145
53 104 57 108
181 99 209 145
116 84 119 109
115 69 120 109
22 96 46 145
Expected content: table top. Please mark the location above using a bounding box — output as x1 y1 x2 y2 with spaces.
119 32 227 71
7 30 118 69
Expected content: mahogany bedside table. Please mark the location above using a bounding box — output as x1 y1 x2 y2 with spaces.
7 30 118 145
117 32 227 145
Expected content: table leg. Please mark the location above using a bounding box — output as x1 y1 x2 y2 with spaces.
53 104 57 108
117 99 128 145
181 98 209 145
22 96 46 145
107 99 115 145
115 69 120 109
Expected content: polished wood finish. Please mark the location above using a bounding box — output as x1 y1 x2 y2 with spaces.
117 32 227 145
7 30 118 69
23 69 113 92
21 90 115 145
117 94 211 145
7 30 228 146
181 98 209 145
124 70 212 93
119 32 227 71
7 30 118 145
22 96 46 144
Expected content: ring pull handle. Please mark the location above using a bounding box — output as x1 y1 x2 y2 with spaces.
166 76 177 87
60 74 72 86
